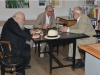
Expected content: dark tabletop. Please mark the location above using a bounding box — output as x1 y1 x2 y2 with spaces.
33 29 89 42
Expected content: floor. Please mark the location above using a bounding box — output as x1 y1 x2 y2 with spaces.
0 44 85 75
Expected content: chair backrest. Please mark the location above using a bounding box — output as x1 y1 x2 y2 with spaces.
0 42 5 57
0 41 12 58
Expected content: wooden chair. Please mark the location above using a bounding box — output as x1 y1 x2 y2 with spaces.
0 41 26 75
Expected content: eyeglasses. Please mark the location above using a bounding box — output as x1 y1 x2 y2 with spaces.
48 11 54 13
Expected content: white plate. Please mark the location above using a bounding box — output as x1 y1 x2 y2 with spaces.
35 29 41 33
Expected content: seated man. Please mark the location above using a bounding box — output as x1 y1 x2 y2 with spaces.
60 6 97 69
1 12 40 74
34 5 56 57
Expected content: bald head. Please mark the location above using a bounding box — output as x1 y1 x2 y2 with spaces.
13 12 25 30
13 12 25 20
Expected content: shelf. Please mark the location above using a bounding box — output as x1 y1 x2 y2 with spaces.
83 0 100 30
83 1 99 20
83 4 98 7
89 18 97 20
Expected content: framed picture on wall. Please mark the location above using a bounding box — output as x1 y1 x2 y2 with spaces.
5 0 30 8
39 0 46 6
39 0 63 8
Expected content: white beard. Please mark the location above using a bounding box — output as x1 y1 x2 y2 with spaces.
18 23 24 30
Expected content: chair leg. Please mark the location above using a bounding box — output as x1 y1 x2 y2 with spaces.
1 64 5 75
22 65 26 75
13 67 16 75
44 47 46 54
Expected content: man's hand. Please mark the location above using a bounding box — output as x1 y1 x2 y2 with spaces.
47 24 51 29
60 26 68 32
32 34 40 38
42 24 47 29
30 30 35 35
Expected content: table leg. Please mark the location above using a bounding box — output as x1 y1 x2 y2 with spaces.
72 39 76 70
49 43 53 73
35 42 37 53
38 42 40 57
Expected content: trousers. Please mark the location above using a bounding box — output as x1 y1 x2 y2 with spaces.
68 37 97 59
40 43 47 52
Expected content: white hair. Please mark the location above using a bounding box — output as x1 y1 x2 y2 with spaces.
45 5 53 11
76 10 82 14
74 6 83 14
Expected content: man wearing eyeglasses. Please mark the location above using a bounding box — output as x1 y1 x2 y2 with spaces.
34 5 56 29
60 6 97 69
34 5 56 57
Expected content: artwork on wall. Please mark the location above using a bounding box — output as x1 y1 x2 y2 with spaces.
39 0 46 6
39 0 63 7
5 0 29 8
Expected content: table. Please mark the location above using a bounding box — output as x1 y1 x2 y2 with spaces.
56 16 77 26
32 30 89 73
79 43 100 75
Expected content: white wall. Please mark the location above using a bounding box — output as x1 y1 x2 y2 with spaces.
0 0 82 21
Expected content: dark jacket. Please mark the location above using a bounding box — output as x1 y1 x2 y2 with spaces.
1 18 32 56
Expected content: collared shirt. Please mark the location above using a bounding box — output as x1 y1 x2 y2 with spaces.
67 16 81 32
45 14 51 26
77 16 81 23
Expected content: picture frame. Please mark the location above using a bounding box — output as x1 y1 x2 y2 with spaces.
39 0 63 8
5 0 30 8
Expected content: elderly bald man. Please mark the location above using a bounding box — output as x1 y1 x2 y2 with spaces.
60 6 97 69
1 12 40 74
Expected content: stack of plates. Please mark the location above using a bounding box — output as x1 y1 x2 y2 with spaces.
35 29 41 33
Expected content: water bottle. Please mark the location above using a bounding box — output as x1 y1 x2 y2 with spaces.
69 8 72 20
